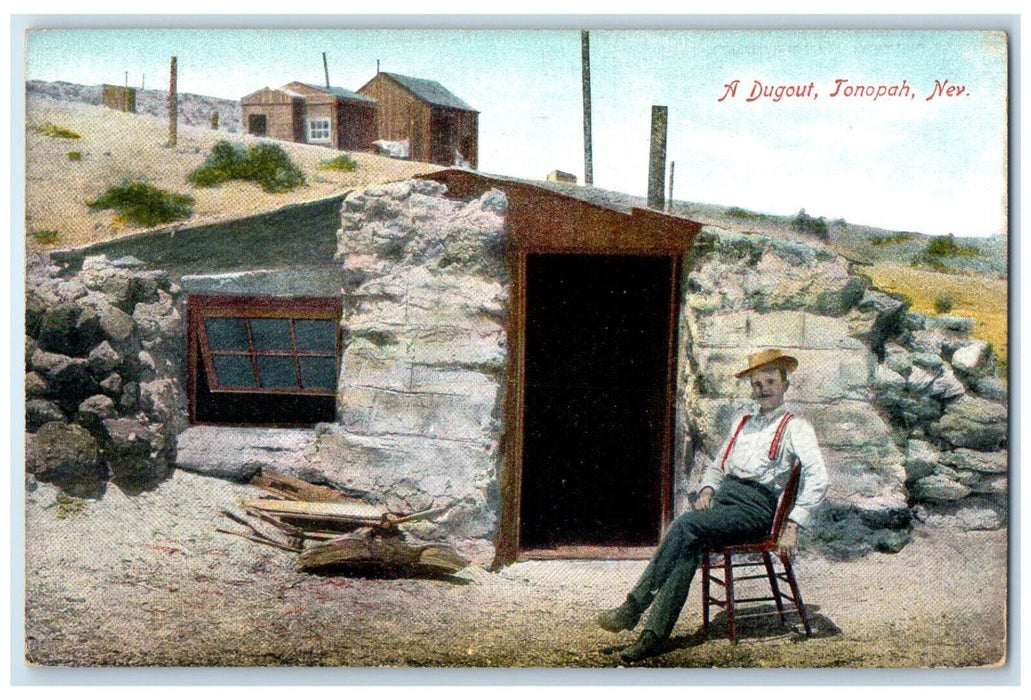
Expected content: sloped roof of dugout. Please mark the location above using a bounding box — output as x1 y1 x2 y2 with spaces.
420 169 702 254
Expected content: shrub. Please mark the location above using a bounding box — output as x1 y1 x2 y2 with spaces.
915 234 983 270
189 140 306 193
30 229 61 244
67 151 82 162
35 122 81 139
933 292 955 314
791 208 829 240
87 179 194 227
872 233 915 247
726 206 761 220
924 233 982 258
320 153 358 172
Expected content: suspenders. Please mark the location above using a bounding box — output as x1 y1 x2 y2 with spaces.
720 412 794 470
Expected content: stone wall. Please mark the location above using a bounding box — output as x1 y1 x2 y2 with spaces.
677 228 1008 558
314 180 509 565
25 254 188 496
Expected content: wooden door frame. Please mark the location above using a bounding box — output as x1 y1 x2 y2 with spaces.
494 249 683 567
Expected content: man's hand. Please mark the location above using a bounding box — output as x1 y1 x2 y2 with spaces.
695 487 715 510
777 520 799 557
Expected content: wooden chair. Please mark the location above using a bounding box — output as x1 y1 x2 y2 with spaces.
700 462 814 642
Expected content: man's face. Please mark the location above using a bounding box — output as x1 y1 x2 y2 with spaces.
749 368 788 412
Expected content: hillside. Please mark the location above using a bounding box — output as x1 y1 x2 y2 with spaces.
672 201 1007 275
24 93 439 252
27 79 244 133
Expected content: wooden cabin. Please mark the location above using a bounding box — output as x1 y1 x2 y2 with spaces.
241 83 377 151
241 87 305 143
357 72 478 168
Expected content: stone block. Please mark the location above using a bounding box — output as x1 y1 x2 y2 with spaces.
929 395 1007 451
939 448 1007 474
339 383 499 442
910 473 971 502
340 339 411 392
314 428 498 540
176 426 318 482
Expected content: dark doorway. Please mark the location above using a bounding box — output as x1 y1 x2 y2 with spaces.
520 254 676 550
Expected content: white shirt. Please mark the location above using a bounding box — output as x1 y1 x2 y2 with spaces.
700 405 829 528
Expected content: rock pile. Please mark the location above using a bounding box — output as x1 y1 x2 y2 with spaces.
25 254 188 496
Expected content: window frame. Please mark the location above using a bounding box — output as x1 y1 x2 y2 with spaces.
188 295 343 407
307 118 332 143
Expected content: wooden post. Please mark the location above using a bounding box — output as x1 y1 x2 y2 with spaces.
667 161 675 213
647 105 668 210
581 30 593 186
168 56 178 148
323 51 330 88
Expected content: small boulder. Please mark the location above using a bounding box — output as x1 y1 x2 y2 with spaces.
102 418 173 490
26 400 67 431
909 473 971 502
929 395 1008 451
87 341 122 376
904 439 940 481
99 372 123 397
36 302 86 355
27 421 105 486
25 371 49 398
951 340 993 377
972 375 1007 401
75 394 117 435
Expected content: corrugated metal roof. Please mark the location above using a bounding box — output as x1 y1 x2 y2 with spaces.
380 72 477 112
292 82 377 104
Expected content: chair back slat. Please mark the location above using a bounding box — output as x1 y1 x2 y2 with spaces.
769 460 802 540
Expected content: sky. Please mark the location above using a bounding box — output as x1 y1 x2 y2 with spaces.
24 27 1009 237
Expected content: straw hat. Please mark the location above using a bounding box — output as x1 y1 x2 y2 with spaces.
735 348 799 379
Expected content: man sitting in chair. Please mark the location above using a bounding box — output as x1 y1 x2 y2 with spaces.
597 348 829 662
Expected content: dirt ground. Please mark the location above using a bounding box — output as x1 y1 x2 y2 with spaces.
21 470 1008 669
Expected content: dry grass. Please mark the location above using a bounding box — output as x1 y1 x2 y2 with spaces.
25 98 439 252
866 263 1008 364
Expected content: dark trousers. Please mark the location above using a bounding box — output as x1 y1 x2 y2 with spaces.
627 476 779 639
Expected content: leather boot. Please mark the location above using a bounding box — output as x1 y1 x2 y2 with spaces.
620 630 662 663
596 598 641 633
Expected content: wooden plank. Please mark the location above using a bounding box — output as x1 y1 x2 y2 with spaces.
215 527 302 553
249 470 361 503
243 498 385 521
298 537 468 575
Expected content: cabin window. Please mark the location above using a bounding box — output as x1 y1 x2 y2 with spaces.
188 295 342 426
247 114 267 136
307 118 331 143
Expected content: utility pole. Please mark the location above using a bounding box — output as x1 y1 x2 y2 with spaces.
168 56 178 148
323 52 330 88
581 30 593 186
647 105 668 210
667 161 675 213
